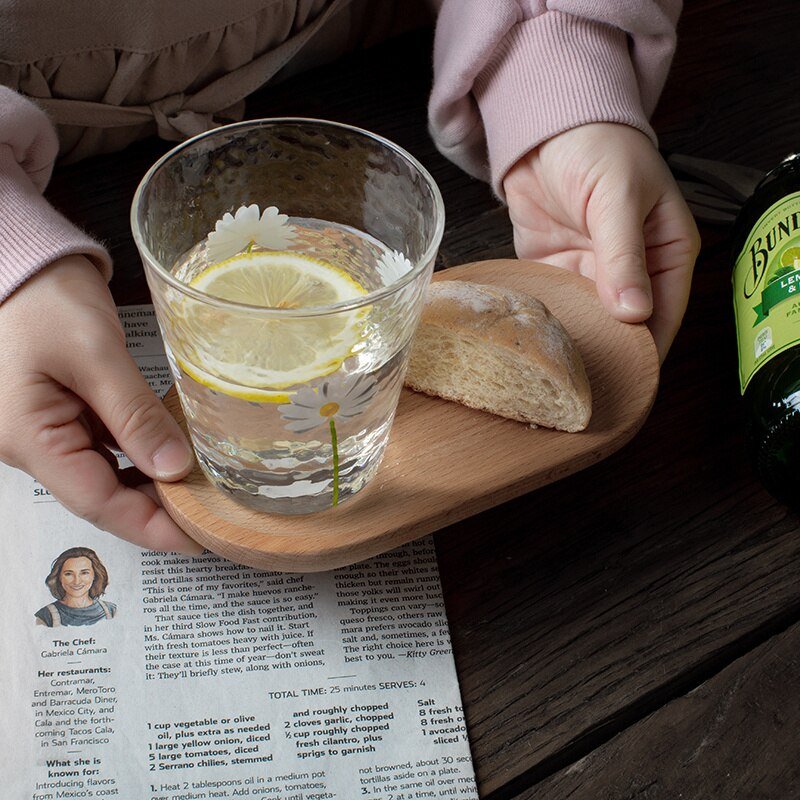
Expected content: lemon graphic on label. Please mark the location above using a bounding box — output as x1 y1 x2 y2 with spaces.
176 251 368 400
780 245 800 268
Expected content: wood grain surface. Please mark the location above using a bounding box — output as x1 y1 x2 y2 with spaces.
436 447 800 795
517 621 800 799
155 259 658 571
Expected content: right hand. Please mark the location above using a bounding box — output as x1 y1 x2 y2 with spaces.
0 254 203 554
503 123 701 362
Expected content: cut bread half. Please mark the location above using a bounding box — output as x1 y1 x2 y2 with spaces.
404 280 592 432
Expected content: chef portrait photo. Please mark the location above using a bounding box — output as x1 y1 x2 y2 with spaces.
35 547 118 627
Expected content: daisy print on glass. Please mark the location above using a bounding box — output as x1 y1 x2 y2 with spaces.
279 373 378 506
377 248 413 286
207 204 297 263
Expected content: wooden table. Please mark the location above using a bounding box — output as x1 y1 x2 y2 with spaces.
46 2 800 796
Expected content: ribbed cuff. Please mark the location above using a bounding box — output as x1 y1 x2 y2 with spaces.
0 145 112 302
473 10 658 199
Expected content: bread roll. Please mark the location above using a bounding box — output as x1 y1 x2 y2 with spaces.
405 280 592 432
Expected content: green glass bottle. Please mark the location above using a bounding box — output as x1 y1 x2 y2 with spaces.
732 153 800 504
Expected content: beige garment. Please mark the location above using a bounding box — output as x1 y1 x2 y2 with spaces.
0 0 431 162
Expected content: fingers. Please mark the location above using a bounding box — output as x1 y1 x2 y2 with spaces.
39 438 204 554
643 198 700 361
64 343 194 482
647 263 693 360
588 183 699 363
587 189 654 324
19 381 203 554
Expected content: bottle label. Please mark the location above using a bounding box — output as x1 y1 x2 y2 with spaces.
733 190 800 393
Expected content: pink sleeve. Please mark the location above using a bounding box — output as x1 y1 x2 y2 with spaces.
429 0 681 197
0 86 111 302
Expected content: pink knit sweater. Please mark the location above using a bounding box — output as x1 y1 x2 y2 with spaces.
0 0 680 302
0 95 112 299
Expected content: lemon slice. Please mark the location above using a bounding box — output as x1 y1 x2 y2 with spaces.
175 251 367 397
190 251 366 306
178 359 292 404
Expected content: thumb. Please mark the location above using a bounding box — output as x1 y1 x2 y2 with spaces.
588 193 653 324
71 346 194 481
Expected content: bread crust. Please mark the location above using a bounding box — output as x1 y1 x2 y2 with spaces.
404 280 592 431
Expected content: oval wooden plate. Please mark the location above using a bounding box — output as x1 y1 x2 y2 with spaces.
156 259 659 572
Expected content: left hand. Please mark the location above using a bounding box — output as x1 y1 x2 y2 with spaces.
0 255 200 553
503 123 701 362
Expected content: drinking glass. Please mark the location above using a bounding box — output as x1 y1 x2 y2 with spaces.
131 118 444 514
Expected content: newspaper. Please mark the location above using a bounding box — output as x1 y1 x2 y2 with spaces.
1 306 478 800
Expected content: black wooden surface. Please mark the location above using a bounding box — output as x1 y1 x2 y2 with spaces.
518 621 800 799
44 2 800 797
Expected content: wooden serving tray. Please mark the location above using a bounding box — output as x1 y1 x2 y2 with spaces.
156 259 659 571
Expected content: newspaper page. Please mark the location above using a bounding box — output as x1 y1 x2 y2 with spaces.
1 305 479 800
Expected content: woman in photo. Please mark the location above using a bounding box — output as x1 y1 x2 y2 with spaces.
35 547 117 627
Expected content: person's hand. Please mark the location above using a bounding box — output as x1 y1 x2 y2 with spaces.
0 254 202 553
503 123 700 362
